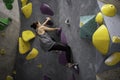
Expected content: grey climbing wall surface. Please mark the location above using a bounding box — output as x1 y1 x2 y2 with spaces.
17 1 60 80
58 0 98 80
97 68 120 80
16 0 99 80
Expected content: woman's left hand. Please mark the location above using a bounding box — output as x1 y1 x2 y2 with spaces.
46 17 51 20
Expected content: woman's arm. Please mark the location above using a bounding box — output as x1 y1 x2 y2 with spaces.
41 17 51 26
44 27 60 31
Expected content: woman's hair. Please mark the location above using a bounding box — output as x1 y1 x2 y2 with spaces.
30 22 38 29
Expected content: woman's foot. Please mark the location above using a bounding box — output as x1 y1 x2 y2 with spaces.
72 64 79 74
66 63 79 74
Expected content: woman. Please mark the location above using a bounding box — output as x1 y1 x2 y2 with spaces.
31 17 76 68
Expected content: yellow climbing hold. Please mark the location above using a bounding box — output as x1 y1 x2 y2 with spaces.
21 0 28 7
80 22 84 27
37 64 43 68
13 70 16 75
1 32 5 37
6 75 13 80
92 24 110 55
95 12 103 25
21 3 32 18
101 4 117 17
19 37 30 54
105 52 120 66
22 30 35 42
26 48 39 60
0 49 6 55
112 36 120 43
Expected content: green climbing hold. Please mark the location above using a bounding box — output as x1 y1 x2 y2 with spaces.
3 0 14 10
5 3 13 10
0 17 12 25
3 0 14 3
0 17 12 31
0 25 5 31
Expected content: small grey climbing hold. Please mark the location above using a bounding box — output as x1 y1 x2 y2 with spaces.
0 49 6 55
1 32 5 37
65 18 70 26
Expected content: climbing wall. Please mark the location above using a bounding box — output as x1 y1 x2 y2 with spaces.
1 0 120 80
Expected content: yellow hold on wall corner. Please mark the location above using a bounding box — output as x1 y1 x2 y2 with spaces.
92 24 110 55
19 37 31 54
101 4 117 17
21 2 32 18
105 52 120 66
95 12 103 25
112 36 120 43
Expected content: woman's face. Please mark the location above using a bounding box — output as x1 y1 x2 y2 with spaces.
36 21 41 27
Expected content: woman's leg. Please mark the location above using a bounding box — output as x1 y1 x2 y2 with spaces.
49 42 73 63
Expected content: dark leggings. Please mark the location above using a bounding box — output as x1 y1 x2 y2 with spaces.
49 42 73 63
